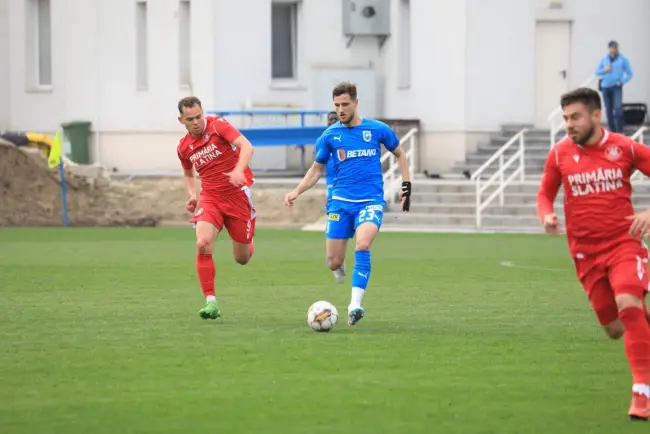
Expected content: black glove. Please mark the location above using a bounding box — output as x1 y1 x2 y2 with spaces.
400 181 411 212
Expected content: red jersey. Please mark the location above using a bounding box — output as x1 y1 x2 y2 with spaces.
177 116 254 195
536 129 650 256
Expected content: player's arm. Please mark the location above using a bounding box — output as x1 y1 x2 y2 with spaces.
627 141 650 237
183 168 197 198
178 148 198 212
391 147 411 182
631 140 650 177
295 162 325 195
214 117 254 172
382 125 411 211
230 135 254 172
284 135 328 207
536 148 562 234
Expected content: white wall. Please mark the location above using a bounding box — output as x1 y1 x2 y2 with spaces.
3 0 650 172
0 0 9 130
464 0 650 132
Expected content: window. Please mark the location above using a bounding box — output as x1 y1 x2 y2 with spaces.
397 0 411 88
271 1 298 80
25 0 52 88
135 1 148 89
179 0 191 87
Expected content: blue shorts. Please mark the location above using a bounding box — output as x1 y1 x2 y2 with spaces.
325 199 385 239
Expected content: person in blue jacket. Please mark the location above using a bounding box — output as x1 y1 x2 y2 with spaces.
596 40 633 133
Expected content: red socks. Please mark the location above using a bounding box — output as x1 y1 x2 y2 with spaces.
620 306 650 384
196 253 215 297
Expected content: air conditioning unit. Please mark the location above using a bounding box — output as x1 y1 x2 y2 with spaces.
342 0 390 47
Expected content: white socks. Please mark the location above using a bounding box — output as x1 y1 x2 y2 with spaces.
349 287 364 311
206 295 216 302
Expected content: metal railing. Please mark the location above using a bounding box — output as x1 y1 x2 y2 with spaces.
547 75 604 147
471 129 527 228
630 126 649 183
382 128 418 205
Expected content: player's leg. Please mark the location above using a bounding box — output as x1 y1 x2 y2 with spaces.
221 187 256 265
327 238 348 283
608 242 650 420
325 209 349 283
225 216 255 265
347 203 384 326
585 277 624 339
193 207 223 320
575 256 623 339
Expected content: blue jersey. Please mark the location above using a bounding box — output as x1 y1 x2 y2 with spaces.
315 118 399 203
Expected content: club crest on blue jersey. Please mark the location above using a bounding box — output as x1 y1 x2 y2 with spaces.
363 130 372 142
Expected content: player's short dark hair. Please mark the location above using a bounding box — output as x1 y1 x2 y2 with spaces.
560 88 602 112
332 82 357 100
178 96 202 114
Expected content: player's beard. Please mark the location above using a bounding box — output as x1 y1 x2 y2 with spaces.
340 111 355 126
573 125 595 146
578 125 594 145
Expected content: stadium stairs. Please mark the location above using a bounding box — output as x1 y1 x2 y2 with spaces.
380 123 650 233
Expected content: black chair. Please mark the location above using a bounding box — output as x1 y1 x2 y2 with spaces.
623 103 649 126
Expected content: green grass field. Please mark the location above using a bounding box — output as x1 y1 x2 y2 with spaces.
0 228 646 433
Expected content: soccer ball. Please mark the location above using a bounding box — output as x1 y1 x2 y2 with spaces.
307 300 339 332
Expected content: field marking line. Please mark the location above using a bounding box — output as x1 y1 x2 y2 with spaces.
499 260 568 272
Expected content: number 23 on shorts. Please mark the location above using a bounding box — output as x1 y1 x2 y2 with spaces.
357 204 383 226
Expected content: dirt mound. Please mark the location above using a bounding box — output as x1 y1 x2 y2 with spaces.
0 143 163 226
117 178 326 227
0 143 325 227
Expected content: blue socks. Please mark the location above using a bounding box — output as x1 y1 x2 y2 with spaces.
350 250 371 309
351 250 371 289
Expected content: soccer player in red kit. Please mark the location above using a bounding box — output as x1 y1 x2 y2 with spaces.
176 96 256 320
537 87 650 420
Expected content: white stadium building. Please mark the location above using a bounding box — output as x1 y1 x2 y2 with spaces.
0 0 648 177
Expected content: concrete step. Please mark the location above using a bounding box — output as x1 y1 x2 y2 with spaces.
464 154 547 166
450 160 544 173
475 144 551 154
403 202 650 216
384 212 555 228
483 135 552 146
409 180 540 194
375 223 547 234
407 179 650 195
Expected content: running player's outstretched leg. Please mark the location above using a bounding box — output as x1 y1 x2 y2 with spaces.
348 222 379 326
195 221 221 320
225 213 256 265
618 294 650 420
326 238 348 284
232 240 253 265
608 254 650 420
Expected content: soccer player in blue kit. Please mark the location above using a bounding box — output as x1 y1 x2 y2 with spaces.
284 82 411 326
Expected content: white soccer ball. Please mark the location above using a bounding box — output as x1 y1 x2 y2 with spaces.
307 300 339 332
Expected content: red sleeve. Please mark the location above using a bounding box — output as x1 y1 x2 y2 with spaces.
632 141 650 176
212 117 243 143
177 145 193 170
536 147 562 221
